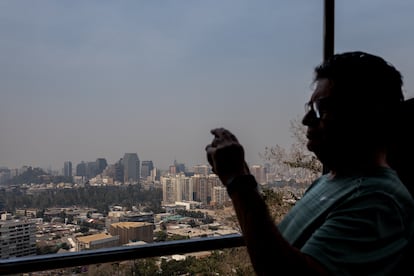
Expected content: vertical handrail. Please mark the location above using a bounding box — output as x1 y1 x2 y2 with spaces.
323 0 335 61
322 0 334 174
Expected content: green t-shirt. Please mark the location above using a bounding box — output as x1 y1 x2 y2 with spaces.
278 167 414 275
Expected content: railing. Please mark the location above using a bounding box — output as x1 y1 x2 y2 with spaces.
0 234 245 275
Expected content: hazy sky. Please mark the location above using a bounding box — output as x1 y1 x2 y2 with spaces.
1 1 414 171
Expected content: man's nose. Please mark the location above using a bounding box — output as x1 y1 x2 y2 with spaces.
302 110 318 126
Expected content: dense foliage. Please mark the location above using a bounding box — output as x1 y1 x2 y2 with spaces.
0 185 163 214
175 209 215 224
84 248 255 275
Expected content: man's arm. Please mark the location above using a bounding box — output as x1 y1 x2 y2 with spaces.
205 128 330 275
228 175 329 275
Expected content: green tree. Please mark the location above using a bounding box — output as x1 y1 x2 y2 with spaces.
154 230 168 242
261 117 322 181
159 258 195 276
133 258 159 275
79 226 89 233
36 244 59 255
167 234 189 241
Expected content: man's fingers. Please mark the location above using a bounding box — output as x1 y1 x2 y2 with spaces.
210 128 239 145
211 128 229 138
227 132 239 143
206 128 247 178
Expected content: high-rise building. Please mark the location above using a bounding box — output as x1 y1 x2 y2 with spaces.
161 176 176 205
75 159 107 180
123 153 140 184
85 161 97 179
63 161 72 177
115 159 124 183
76 161 86 177
96 158 108 175
211 185 230 206
190 175 210 205
174 160 186 173
169 165 176 175
193 165 209 176
0 167 11 186
250 165 267 185
176 173 192 202
161 173 193 205
141 160 154 179
0 214 36 259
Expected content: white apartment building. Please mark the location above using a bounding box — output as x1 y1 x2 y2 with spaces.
161 173 193 205
162 173 225 207
161 176 176 205
0 214 36 259
211 186 230 206
193 165 209 175
250 165 267 185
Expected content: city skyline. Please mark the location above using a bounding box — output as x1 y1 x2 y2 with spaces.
2 1 414 171
1 154 249 174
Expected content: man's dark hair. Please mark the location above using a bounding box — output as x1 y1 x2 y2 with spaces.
313 51 405 150
315 51 404 105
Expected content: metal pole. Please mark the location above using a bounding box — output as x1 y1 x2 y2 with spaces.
323 0 335 61
323 0 334 174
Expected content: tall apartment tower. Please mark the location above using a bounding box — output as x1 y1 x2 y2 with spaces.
211 186 230 206
174 160 186 173
123 153 140 184
0 214 36 258
191 175 212 205
63 161 72 177
193 165 209 176
76 161 87 177
0 167 11 186
161 176 176 205
141 160 154 179
114 159 124 183
168 165 176 175
250 165 267 185
162 173 192 203
96 158 108 175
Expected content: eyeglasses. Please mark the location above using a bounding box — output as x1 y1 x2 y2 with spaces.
304 97 334 119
